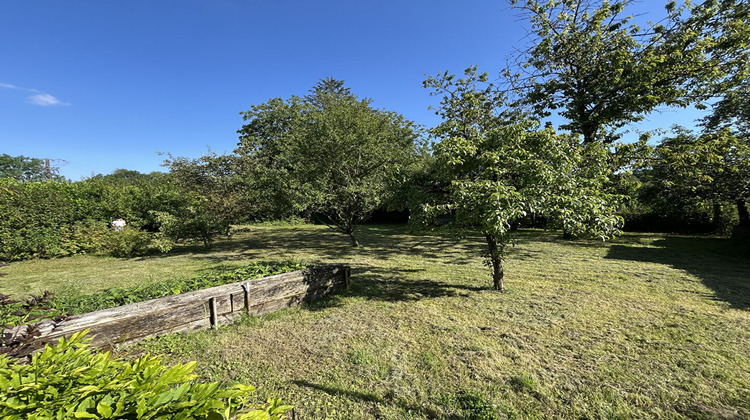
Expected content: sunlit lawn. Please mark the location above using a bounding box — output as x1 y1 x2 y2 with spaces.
4 224 750 418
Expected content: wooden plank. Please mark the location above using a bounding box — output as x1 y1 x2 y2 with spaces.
4 265 349 354
48 266 344 332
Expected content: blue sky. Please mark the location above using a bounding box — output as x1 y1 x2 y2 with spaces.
1 0 704 180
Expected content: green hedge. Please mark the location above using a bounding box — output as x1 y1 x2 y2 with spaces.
0 177 191 262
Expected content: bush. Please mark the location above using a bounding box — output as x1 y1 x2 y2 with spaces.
59 220 111 256
0 179 79 261
0 331 292 419
98 226 152 258
0 176 186 262
151 200 231 250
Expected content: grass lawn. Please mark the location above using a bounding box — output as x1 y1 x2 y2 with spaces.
4 224 750 419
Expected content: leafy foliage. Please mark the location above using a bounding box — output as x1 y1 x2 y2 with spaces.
0 174 187 262
422 68 622 290
0 179 83 261
237 78 421 246
97 225 153 258
75 171 185 230
506 0 749 144
159 153 245 249
0 291 69 358
0 291 62 330
641 128 750 230
692 0 750 133
0 330 292 419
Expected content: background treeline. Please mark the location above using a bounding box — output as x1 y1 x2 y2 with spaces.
0 164 254 261
2 0 749 262
2 121 748 264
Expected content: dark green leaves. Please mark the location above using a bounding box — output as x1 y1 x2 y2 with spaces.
236 79 421 245
0 331 292 419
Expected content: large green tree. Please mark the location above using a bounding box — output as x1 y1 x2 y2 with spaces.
697 0 750 135
647 128 750 228
236 79 420 246
0 154 63 182
506 0 750 144
423 69 623 291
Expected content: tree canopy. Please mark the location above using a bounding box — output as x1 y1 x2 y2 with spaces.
505 0 750 144
236 79 421 246
0 154 63 182
647 128 750 228
423 68 623 291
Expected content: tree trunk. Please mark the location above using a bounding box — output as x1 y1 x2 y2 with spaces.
738 200 750 228
581 123 598 145
485 234 505 292
713 202 723 232
562 227 573 240
348 230 359 247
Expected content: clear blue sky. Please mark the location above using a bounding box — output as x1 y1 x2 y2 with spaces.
1 0 704 180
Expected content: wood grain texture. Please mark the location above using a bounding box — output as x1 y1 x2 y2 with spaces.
4 264 349 354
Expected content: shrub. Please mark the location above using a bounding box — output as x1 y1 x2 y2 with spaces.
98 226 152 258
0 331 292 419
0 179 79 261
151 201 231 250
59 220 111 256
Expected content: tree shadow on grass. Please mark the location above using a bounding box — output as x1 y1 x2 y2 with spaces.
290 380 452 419
604 235 750 310
180 224 485 269
301 265 488 311
136 224 493 304
291 379 384 404
344 266 487 303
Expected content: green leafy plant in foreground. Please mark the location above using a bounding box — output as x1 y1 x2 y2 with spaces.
0 330 292 419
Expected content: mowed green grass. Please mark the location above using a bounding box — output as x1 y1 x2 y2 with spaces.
4 224 750 419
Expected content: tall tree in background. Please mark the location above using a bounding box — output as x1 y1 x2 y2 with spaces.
0 154 63 182
648 129 750 228
423 68 623 291
505 0 750 144
237 79 420 246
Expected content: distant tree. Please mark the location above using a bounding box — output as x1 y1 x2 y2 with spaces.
94 169 166 185
304 77 352 108
648 128 750 228
0 154 62 182
423 68 623 291
237 79 420 246
505 0 750 144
